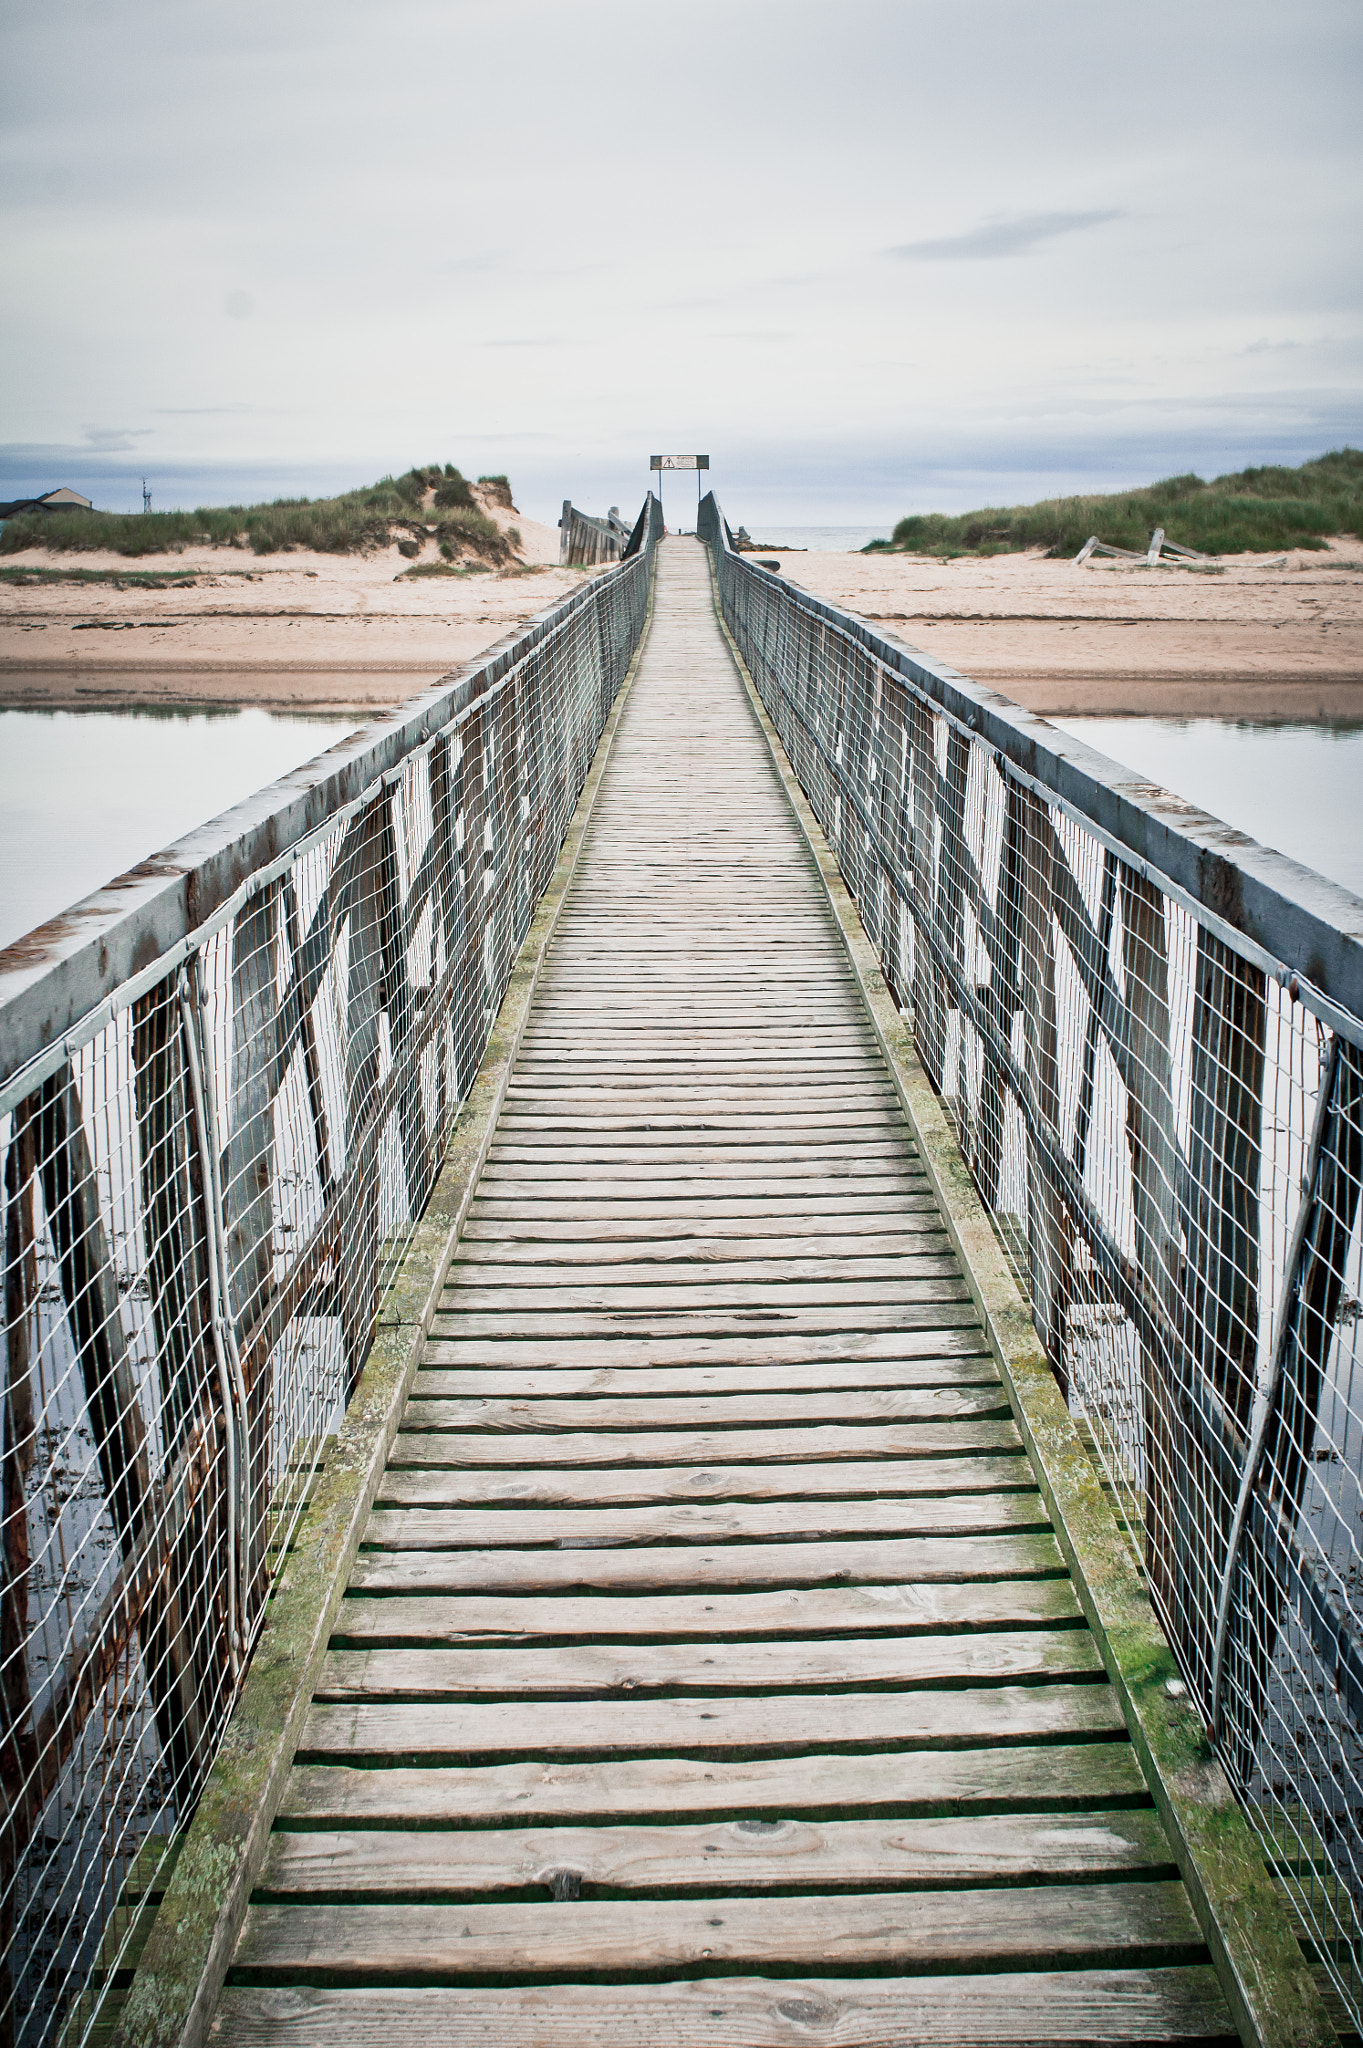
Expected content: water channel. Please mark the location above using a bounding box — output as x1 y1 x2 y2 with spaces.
0 705 1359 956
0 706 360 951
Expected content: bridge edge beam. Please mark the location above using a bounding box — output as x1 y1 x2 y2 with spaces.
711 567 1336 2048
111 562 657 2048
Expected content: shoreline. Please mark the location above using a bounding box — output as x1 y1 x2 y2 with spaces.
2 664 1360 722
0 664 445 714
3 529 1361 724
964 672 1363 720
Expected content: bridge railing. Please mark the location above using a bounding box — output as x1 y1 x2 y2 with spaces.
701 489 1363 2025
0 507 658 2048
560 498 636 566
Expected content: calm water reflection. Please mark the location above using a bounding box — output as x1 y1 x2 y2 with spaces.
0 706 361 951
1049 717 1363 899
2 706 1359 960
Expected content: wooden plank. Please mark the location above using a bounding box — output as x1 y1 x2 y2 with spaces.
420 1330 991 1370
316 1629 1102 1698
234 1880 1201 1976
486 1141 917 1167
454 1233 950 1265
386 1420 1020 1469
300 1682 1126 1758
491 1135 917 1158
446 1261 962 1297
437 1277 968 1315
363 1492 1044 1551
476 1160 927 1187
329 1579 1082 1643
401 1389 1007 1432
502 1086 901 1111
279 1739 1149 1826
258 1808 1171 1896
469 1195 942 1222
430 1308 983 1343
506 1056 888 1075
512 1034 879 1052
412 1356 997 1395
464 1202 946 1235
454 1228 945 1261
214 1967 1237 2043
507 1010 872 1029
349 1531 1066 1594
374 1454 1033 1509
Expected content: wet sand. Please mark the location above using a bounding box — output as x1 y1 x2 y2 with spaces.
0 494 586 712
752 535 1363 717
5 512 1361 718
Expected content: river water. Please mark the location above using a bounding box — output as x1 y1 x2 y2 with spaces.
1051 716 1363 899
0 706 360 951
0 705 1358 956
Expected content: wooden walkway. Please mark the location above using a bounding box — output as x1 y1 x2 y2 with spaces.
215 542 1237 2045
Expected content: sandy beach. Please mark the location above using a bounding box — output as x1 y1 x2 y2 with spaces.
749 535 1363 718
0 490 589 712
4 501 1362 718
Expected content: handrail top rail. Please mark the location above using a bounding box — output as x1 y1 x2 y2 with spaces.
701 490 1363 1035
0 550 637 1094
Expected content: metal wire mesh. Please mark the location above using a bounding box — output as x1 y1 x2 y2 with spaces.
701 491 1363 2027
0 499 660 2048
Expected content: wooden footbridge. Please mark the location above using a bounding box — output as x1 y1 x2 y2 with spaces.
6 516 1359 2048
201 544 1267 2044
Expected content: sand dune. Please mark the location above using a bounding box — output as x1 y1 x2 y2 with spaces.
0 486 587 712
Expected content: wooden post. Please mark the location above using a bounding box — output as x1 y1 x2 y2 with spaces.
223 885 279 1602
32 1063 217 1782
1117 865 1182 1621
1018 791 1070 1378
1177 932 1267 1704
281 879 334 1205
131 977 230 1785
341 798 389 1386
427 736 458 1158
1 1102 39 2048
1072 849 1118 1187
1237 1040 1363 1782
976 775 1028 1210
36 1065 152 1552
374 791 426 1222
908 700 943 1086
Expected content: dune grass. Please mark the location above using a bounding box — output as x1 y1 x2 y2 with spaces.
0 564 238 588
0 463 505 559
869 448 1363 559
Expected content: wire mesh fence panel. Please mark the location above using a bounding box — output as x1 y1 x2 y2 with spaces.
700 490 1363 2027
0 497 661 2048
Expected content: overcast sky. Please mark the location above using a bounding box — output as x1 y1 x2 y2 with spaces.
2 0 1359 526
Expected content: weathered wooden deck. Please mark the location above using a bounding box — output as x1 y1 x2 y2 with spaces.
214 541 1237 2044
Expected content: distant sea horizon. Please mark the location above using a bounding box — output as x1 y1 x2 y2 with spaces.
716 524 891 553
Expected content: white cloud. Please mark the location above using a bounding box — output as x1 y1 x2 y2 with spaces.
1 0 1359 521
889 210 1125 262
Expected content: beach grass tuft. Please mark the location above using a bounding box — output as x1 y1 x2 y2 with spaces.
0 465 507 560
868 447 1363 559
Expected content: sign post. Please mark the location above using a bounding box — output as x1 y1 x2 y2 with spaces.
650 455 709 530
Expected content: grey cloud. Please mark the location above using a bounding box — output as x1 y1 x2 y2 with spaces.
888 209 1125 262
82 425 153 450
445 251 505 274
